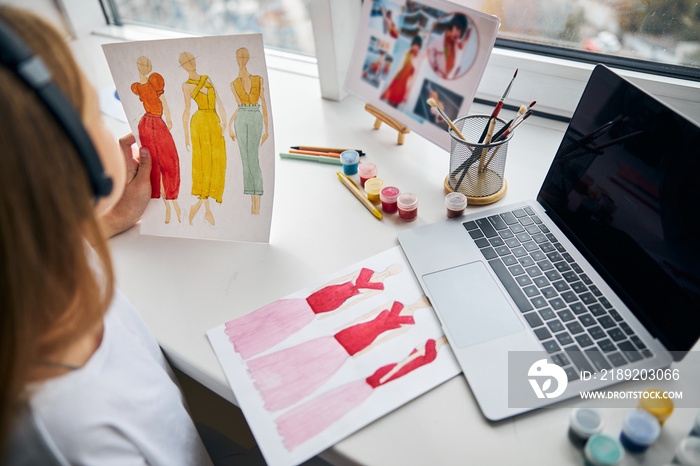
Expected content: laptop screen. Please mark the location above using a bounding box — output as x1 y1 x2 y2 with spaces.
538 65 700 355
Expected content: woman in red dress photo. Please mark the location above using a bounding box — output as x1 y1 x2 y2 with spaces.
380 35 423 109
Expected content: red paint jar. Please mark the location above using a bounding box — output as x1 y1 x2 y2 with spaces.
358 162 377 187
445 192 467 218
397 193 418 222
380 186 400 213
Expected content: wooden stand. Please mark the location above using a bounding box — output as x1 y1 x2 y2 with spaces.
365 103 410 145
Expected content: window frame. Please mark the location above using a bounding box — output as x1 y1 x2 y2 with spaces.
60 0 700 122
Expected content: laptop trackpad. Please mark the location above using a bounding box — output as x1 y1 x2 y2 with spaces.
423 261 524 348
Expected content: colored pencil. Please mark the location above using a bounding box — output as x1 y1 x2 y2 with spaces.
289 149 341 158
337 172 382 220
280 153 342 165
291 146 365 156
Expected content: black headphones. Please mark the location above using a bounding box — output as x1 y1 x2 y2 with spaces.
0 16 113 201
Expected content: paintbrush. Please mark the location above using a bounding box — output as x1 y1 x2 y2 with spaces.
478 68 518 143
426 97 467 141
491 102 534 143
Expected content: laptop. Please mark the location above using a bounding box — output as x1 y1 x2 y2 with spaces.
398 65 700 421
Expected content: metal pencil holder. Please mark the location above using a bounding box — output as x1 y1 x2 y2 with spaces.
445 114 512 205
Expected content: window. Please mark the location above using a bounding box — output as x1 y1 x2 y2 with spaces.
77 0 699 119
484 0 700 80
103 0 316 56
103 0 700 78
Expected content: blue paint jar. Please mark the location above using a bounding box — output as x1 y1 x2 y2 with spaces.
569 408 604 448
691 411 700 437
673 437 700 465
340 150 359 175
620 409 661 452
584 434 624 466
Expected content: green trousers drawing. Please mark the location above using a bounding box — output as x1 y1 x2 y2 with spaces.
234 104 264 195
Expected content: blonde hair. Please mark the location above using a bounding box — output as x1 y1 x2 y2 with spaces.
0 6 114 449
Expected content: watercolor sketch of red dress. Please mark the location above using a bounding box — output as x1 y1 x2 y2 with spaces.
275 337 448 450
246 297 430 412
131 56 181 223
224 265 402 360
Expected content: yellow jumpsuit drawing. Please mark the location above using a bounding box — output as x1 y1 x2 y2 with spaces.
189 75 226 203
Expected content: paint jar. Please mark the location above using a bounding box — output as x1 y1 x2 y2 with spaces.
673 437 700 465
619 409 661 452
638 388 674 426
689 411 700 437
445 192 468 218
340 150 360 176
380 186 400 213
365 178 384 205
358 162 377 187
397 193 418 222
569 408 605 448
584 434 624 466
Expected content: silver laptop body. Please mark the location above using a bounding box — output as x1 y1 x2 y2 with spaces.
398 65 700 421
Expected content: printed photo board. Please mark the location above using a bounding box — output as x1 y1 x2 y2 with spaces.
103 35 274 242
207 246 461 466
345 0 500 150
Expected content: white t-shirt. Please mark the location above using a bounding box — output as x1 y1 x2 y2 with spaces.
23 289 214 466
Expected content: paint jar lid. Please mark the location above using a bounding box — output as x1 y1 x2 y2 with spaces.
380 186 400 202
674 437 700 466
397 192 418 210
365 178 384 195
445 192 467 211
622 409 661 447
584 434 625 466
570 407 604 438
340 150 359 164
693 411 700 435
638 388 674 425
358 162 377 177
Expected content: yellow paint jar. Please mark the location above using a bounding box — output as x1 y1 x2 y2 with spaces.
365 178 384 205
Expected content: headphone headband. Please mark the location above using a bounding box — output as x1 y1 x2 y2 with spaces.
0 16 113 201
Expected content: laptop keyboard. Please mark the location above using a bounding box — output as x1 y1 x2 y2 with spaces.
463 207 653 381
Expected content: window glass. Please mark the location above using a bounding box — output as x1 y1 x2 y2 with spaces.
106 0 700 74
479 0 700 71
106 0 316 56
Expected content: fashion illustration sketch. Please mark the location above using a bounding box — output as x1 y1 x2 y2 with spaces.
103 34 275 243
224 265 403 360
131 56 181 223
275 337 449 450
180 51 227 226
246 296 431 412
207 246 462 466
229 47 269 215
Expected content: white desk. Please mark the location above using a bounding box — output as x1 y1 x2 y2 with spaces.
100 55 699 465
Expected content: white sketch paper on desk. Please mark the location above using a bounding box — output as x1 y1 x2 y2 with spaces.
345 0 500 151
207 246 461 466
102 34 274 242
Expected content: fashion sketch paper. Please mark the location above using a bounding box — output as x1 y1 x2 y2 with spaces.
207 246 461 466
103 35 274 242
345 0 500 150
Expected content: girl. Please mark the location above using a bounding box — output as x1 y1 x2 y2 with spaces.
0 7 213 465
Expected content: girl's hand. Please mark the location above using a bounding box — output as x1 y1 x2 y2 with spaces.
100 133 152 237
